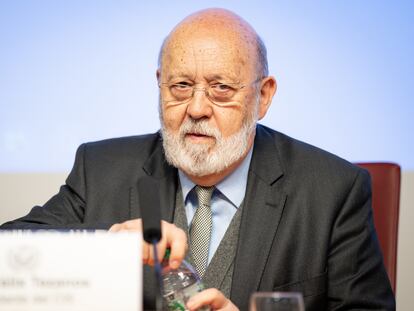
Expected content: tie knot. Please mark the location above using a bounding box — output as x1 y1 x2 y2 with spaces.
195 185 215 207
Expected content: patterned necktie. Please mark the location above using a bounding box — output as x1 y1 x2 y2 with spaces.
190 185 215 278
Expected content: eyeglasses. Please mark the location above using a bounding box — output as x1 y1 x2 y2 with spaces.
158 78 262 106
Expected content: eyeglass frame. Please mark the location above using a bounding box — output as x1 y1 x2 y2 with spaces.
158 77 263 106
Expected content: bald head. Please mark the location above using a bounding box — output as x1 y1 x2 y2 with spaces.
158 8 268 79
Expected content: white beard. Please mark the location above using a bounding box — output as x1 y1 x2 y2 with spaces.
160 104 258 177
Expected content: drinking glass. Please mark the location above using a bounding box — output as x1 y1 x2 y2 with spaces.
250 292 305 311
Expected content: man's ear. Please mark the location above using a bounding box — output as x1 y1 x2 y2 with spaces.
258 76 277 120
156 69 161 83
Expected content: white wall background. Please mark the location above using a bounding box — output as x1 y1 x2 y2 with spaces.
0 0 413 172
0 1 413 310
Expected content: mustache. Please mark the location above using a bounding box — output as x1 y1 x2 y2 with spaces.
179 119 221 138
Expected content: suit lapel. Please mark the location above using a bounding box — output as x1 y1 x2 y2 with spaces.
130 137 178 222
231 126 287 307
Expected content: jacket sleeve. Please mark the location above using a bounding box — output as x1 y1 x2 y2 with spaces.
327 168 395 310
0 144 111 230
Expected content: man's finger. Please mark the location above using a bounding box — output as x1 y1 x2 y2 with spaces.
186 288 236 311
108 223 121 232
142 242 150 264
167 225 187 269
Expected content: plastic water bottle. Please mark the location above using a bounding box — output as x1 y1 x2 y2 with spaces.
161 251 210 311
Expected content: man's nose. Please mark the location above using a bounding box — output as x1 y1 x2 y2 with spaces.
186 89 213 120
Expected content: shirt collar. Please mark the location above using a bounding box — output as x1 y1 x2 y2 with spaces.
178 145 254 208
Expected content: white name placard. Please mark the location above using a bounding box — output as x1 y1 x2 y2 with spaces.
0 231 142 311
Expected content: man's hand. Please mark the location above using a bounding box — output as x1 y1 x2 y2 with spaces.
186 288 239 311
109 219 187 269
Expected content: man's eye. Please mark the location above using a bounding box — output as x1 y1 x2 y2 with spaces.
171 83 192 90
212 84 233 92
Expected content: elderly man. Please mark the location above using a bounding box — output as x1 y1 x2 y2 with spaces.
1 8 394 311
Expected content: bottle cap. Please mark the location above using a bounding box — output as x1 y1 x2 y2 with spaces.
164 248 171 260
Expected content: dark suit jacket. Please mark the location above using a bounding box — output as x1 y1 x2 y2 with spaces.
1 125 395 310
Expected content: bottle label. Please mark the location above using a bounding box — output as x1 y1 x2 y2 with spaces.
163 282 204 311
